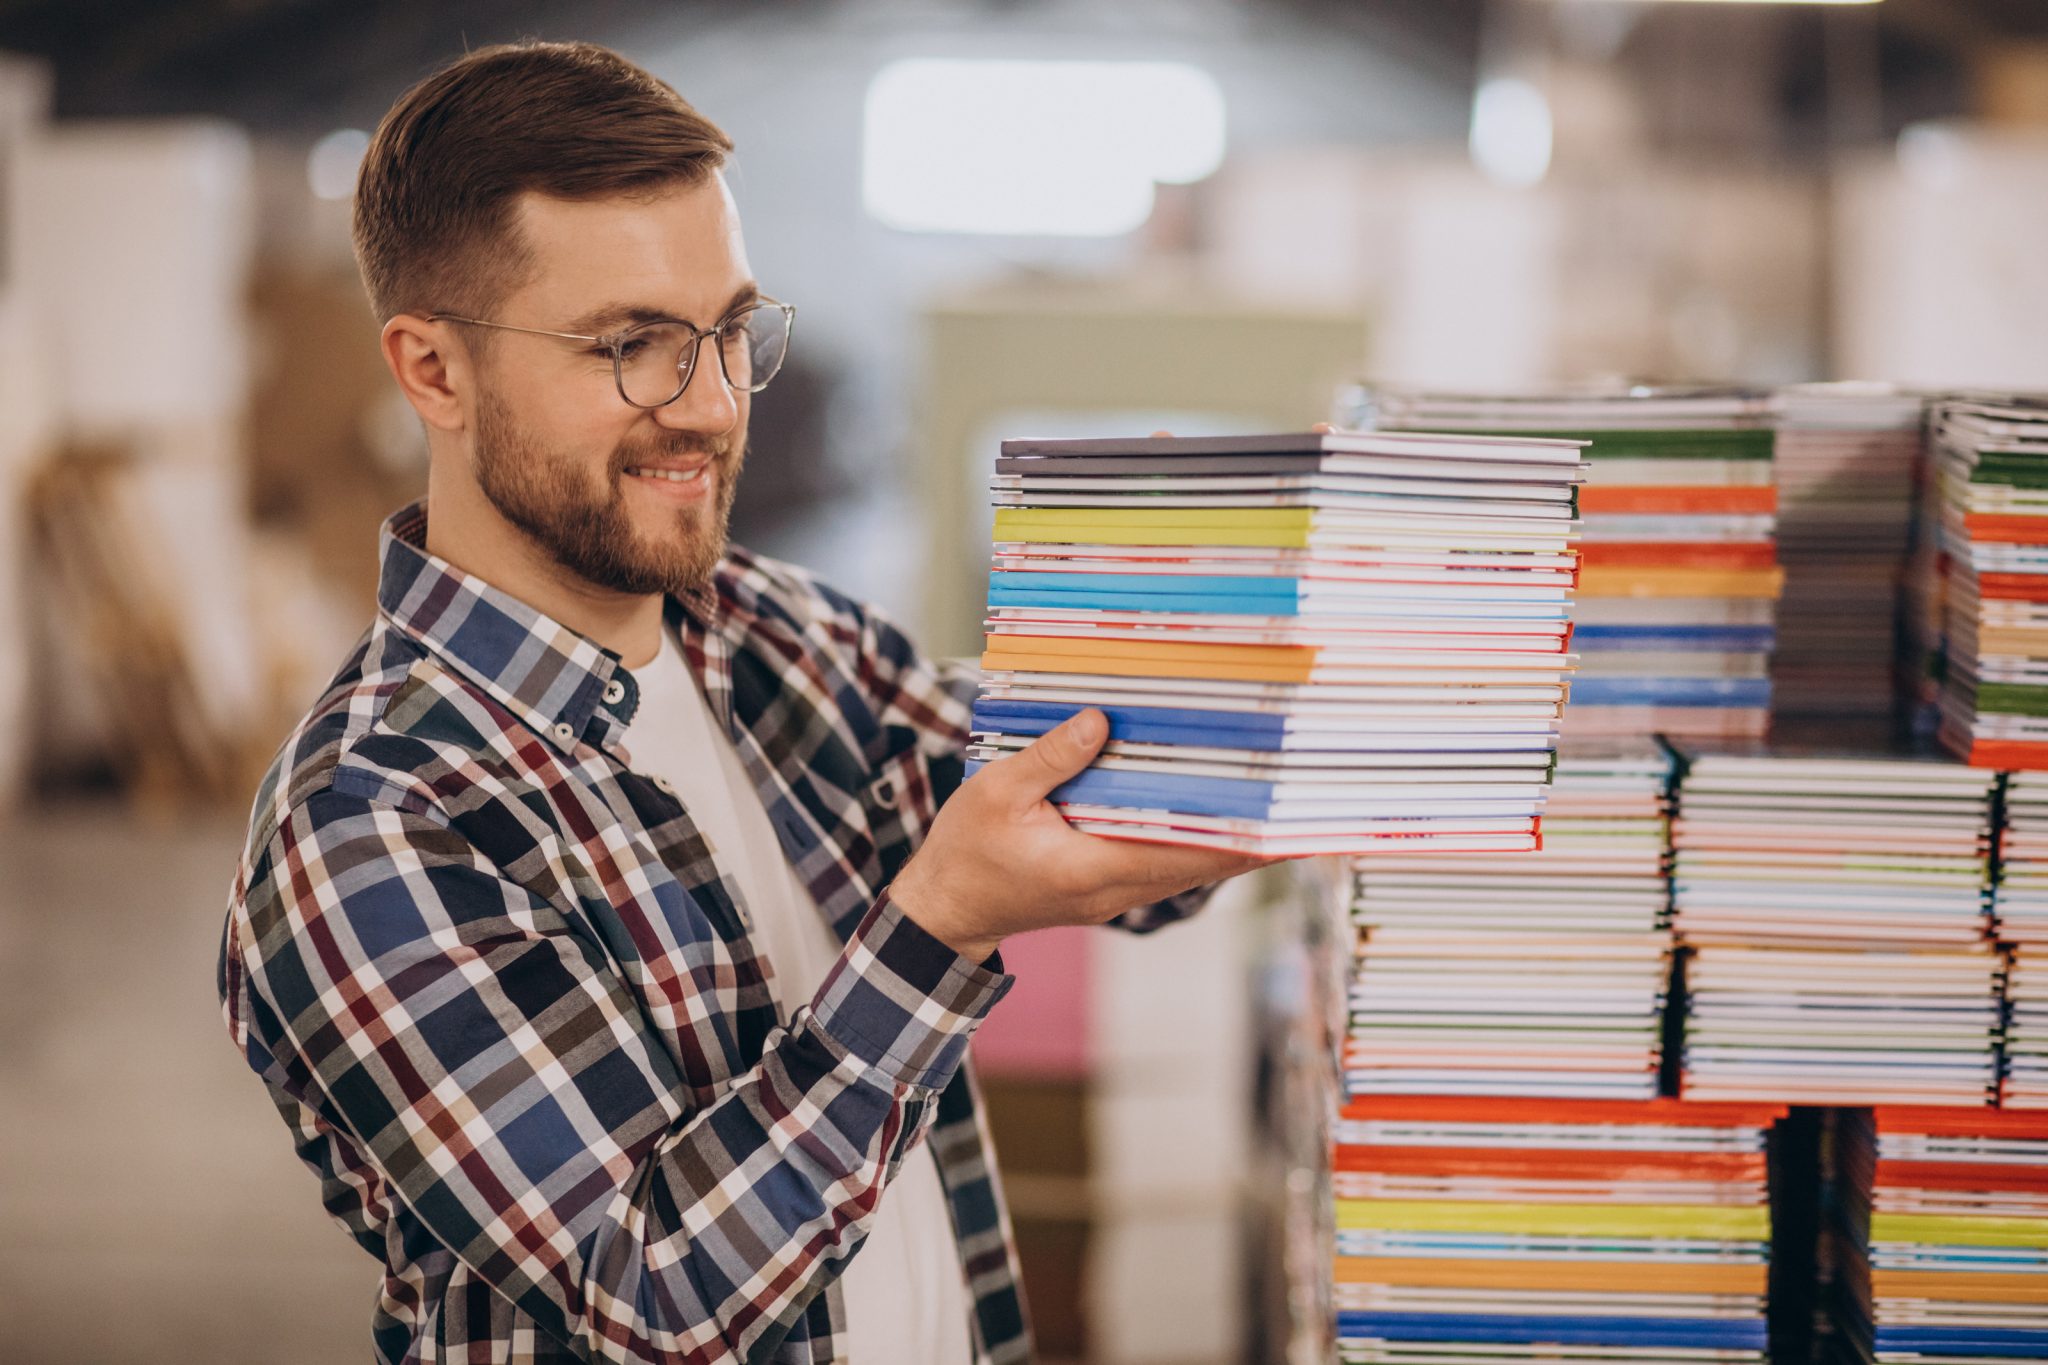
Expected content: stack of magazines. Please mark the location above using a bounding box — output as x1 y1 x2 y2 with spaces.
1928 394 2048 766
1351 385 1783 740
1344 744 1676 1100
1829 1108 2048 1363
970 430 1588 854
1769 384 1924 741
1671 751 2003 1105
1999 772 2048 1107
1331 1096 1780 1365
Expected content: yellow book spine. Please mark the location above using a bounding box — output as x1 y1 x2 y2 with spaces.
1871 1212 2048 1249
1334 1199 1769 1240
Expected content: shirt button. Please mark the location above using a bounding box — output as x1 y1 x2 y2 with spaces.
652 774 677 796
553 721 576 744
602 679 626 705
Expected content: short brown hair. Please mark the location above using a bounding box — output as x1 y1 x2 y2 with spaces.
352 40 733 322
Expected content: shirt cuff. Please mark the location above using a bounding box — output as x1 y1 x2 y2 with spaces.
807 888 1014 1091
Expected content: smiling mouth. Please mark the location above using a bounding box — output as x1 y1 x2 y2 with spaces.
623 464 710 484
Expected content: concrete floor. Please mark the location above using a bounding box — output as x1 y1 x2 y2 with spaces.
0 805 366 1365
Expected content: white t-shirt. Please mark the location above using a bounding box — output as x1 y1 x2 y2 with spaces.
621 632 973 1363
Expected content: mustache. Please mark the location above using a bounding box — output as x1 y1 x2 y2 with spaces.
611 432 737 473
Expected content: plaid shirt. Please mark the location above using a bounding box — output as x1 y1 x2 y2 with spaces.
220 501 1201 1364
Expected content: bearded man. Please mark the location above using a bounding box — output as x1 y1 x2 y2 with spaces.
218 39 1264 1365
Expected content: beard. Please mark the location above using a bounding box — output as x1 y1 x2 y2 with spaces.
471 391 743 596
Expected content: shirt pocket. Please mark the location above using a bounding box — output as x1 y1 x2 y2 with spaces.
861 743 937 888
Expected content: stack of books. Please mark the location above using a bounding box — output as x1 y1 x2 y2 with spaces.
1671 752 2003 1105
969 430 1588 855
1331 1096 1781 1365
1352 385 1783 740
1928 395 2048 767
1770 384 1925 742
1830 1107 2048 1363
1344 744 1675 1100
1999 772 2048 1108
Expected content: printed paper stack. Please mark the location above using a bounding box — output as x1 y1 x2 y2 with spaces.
1832 1107 2048 1364
1331 1095 1781 1365
1671 752 2003 1105
1998 772 2048 1108
969 430 1589 854
1770 384 1925 741
1353 385 1783 741
1928 394 2048 766
1344 744 1675 1100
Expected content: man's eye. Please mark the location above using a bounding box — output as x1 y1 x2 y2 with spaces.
613 339 649 360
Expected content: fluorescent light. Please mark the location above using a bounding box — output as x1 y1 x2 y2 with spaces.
306 128 370 200
863 58 1227 236
1470 78 1553 189
1557 1 1881 5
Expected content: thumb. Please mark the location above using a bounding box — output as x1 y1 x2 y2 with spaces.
999 708 1109 805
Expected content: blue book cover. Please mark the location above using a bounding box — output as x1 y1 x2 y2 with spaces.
1570 678 1773 707
973 699 1289 750
1335 1311 1767 1349
1873 1327 2048 1357
1573 625 1777 651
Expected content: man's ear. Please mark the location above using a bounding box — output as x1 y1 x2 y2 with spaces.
381 314 469 434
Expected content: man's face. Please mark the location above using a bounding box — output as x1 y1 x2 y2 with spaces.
466 175 755 595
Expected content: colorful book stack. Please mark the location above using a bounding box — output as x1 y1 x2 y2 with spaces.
1345 744 1675 1100
1998 772 2048 1108
1331 1096 1782 1365
1829 1107 2048 1364
1671 752 2004 1105
969 430 1589 855
1770 384 1925 742
1928 394 2048 767
1353 385 1783 741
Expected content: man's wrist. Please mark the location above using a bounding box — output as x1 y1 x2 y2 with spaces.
889 859 1001 965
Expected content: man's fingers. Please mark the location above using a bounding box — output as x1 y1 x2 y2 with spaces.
995 709 1110 806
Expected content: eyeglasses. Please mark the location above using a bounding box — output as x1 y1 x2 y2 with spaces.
427 298 795 408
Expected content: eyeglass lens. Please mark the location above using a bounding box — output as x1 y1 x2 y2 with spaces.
614 305 791 407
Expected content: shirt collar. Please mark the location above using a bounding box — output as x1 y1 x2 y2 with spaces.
374 500 719 754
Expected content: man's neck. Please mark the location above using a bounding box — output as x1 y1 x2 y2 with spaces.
423 467 667 670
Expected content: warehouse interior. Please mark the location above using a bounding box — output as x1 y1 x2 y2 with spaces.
4 2 2048 1363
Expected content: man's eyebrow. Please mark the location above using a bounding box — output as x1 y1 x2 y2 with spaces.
565 284 761 336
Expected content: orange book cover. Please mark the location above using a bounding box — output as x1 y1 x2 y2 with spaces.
1579 486 1778 516
1973 573 2048 601
1579 543 1779 571
1963 513 2048 542
1967 740 2048 769
1576 566 1786 598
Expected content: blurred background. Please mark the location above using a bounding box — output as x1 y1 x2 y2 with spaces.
1 1 2045 1362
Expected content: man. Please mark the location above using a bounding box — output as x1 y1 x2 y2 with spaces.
219 39 1264 1365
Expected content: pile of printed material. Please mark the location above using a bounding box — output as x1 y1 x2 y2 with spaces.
1770 384 1925 741
1928 394 2048 766
1671 751 2003 1105
1331 1095 1781 1365
1345 744 1674 1100
1829 1107 2048 1363
1353 385 1783 740
1997 772 2048 1108
968 429 1589 855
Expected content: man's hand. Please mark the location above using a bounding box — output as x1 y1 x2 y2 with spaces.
889 709 1271 963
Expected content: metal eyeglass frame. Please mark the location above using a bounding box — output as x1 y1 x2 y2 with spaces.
425 297 796 408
